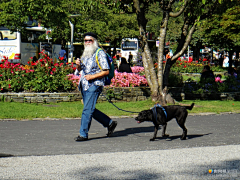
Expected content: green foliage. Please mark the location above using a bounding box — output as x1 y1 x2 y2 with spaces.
199 1 240 50
0 0 139 45
168 72 184 87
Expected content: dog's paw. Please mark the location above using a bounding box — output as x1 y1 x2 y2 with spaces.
181 136 186 140
162 134 169 137
150 138 155 141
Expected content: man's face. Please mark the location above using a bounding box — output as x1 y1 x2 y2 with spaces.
84 36 94 47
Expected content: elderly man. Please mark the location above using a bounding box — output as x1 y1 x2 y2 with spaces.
74 32 117 141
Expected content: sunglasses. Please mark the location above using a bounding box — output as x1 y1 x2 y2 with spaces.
84 39 93 42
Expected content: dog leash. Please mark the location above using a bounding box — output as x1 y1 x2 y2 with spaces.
101 93 140 114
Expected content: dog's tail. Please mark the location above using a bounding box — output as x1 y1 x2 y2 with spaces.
186 103 194 110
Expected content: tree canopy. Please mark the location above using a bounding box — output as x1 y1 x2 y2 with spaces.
0 0 138 45
201 2 240 51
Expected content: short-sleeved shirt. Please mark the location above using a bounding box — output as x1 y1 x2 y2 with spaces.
59 49 67 59
78 49 109 91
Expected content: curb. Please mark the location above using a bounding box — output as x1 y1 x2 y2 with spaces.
0 112 238 121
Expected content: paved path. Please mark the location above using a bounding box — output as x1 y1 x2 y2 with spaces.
0 113 240 179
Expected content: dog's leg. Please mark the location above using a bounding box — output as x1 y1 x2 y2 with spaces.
181 128 187 140
150 125 159 141
162 123 169 137
176 117 188 140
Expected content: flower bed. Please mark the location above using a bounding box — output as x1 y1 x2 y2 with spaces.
0 52 149 92
153 60 226 74
0 51 76 92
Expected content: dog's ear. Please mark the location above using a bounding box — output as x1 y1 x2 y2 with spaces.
142 110 152 120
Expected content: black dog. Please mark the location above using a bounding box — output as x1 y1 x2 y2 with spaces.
135 103 194 141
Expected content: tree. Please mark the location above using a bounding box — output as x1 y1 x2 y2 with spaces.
0 0 68 41
73 3 139 52
103 0 231 103
200 1 240 67
0 0 139 49
0 0 109 44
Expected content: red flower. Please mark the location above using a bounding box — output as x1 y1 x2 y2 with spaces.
184 65 187 68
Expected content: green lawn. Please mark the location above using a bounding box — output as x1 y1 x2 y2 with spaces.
1 99 240 120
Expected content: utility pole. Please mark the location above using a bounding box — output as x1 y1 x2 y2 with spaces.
68 14 81 63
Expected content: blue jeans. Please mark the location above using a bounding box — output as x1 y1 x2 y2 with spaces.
80 84 112 138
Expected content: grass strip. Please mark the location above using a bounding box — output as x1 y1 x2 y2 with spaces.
1 99 240 120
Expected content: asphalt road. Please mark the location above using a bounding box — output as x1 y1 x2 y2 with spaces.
0 113 240 179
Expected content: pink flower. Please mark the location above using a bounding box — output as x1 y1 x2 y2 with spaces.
215 77 223 83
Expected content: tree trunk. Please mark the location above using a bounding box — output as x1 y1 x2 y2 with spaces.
134 0 159 101
157 10 169 104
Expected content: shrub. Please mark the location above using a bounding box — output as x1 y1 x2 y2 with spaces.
168 72 184 87
184 75 240 93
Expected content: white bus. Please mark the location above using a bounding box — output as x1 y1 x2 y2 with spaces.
0 26 61 65
121 38 139 63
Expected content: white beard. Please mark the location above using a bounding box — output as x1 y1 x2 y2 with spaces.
82 40 98 58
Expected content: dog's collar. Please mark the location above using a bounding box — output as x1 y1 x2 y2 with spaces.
151 104 167 122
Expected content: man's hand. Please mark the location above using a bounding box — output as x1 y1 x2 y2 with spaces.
84 74 94 81
76 58 81 71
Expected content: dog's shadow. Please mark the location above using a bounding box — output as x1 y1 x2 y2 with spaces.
154 133 212 141
89 126 211 141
